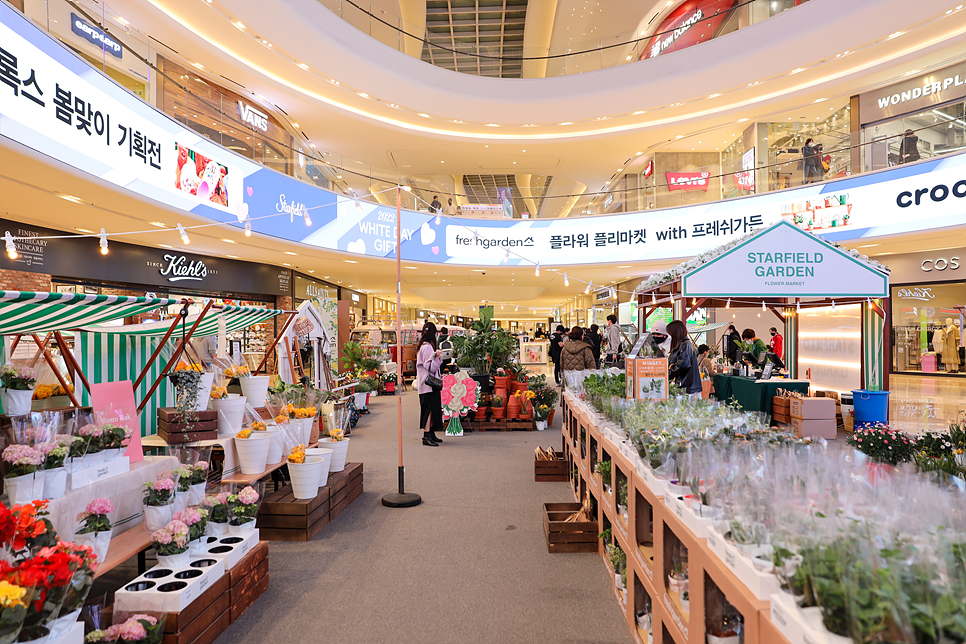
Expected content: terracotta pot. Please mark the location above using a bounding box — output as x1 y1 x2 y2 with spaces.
506 396 520 419
493 376 509 390
548 409 556 425
491 406 505 419
512 381 528 394
494 387 507 401
519 400 533 420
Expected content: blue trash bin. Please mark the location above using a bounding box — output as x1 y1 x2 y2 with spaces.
851 390 889 428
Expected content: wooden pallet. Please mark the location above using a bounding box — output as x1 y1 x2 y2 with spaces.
543 502 598 553
229 540 269 623
535 451 571 482
256 462 364 541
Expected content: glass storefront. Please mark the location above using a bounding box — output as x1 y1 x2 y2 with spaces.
862 100 966 172
891 282 966 375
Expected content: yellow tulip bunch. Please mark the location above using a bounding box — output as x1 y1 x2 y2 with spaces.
288 445 306 464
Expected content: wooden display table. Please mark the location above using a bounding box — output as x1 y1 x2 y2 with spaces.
94 525 152 580
256 463 364 541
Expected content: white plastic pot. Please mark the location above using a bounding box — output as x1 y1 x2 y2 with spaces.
353 392 368 409
240 376 270 407
103 448 124 462
207 521 228 537
157 551 190 568
0 388 33 416
228 520 256 537
535 420 548 431
143 503 173 532
188 482 207 506
301 418 315 445
319 438 349 472
305 448 333 488
5 472 44 504
234 434 272 475
214 396 248 435
288 457 324 499
265 429 284 464
43 467 68 499
74 530 111 566
191 373 215 411
47 608 82 641
86 449 107 466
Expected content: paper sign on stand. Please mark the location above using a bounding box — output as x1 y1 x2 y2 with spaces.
91 381 143 463
627 358 668 401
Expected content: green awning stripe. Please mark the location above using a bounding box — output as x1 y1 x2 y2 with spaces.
83 306 283 337
0 291 177 335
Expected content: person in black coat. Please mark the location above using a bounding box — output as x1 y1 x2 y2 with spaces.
724 324 742 364
549 325 566 385
899 129 920 164
587 324 603 368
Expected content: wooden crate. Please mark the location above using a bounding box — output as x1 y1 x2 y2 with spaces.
328 462 364 521
256 483 331 542
158 426 218 444
229 540 269 624
158 408 218 423
543 502 598 553
161 575 230 644
535 451 571 482
506 419 533 431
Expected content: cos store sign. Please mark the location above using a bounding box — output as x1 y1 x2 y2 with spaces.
921 257 960 272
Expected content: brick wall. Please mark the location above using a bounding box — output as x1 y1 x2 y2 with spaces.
0 269 51 292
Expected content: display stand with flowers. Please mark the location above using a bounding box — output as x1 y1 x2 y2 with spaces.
440 372 479 437
0 363 36 416
227 485 261 536
2 444 44 504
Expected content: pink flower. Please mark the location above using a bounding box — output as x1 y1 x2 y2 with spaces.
461 394 476 407
117 618 148 641
2 444 43 466
86 498 115 516
195 461 209 471
130 615 157 626
442 374 457 386
152 528 172 545
152 478 175 493
464 379 477 392
104 624 124 640
440 391 454 405
167 519 189 547
172 508 201 526
238 486 259 505
215 492 230 505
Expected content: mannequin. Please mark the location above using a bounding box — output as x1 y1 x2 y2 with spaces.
943 318 961 373
933 325 945 365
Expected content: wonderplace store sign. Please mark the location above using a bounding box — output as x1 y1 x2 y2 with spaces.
0 3 964 268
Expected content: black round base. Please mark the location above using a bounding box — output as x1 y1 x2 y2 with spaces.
381 492 422 508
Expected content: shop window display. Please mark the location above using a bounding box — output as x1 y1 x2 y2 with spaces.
891 282 966 374
862 99 966 172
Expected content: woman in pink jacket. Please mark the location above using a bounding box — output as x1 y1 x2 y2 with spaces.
416 322 444 446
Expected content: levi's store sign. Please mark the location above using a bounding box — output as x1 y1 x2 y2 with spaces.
666 172 711 192
642 0 738 60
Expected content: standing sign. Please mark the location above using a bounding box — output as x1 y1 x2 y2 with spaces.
627 357 669 401
682 221 889 298
90 381 143 463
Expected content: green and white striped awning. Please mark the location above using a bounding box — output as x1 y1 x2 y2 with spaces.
0 291 178 335
81 305 284 337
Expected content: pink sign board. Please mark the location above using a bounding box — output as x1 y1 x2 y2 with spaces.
90 381 143 463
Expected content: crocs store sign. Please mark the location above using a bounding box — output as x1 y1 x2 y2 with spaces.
2 2 966 269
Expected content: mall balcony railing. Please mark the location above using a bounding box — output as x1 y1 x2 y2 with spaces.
17 0 966 220
319 0 810 78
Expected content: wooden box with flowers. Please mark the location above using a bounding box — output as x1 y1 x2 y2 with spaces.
157 408 218 445
255 462 363 541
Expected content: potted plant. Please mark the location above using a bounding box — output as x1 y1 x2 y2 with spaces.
286 445 325 500
233 427 272 475
534 404 551 431
186 461 209 505
100 423 128 461
451 309 518 393
151 519 190 568
141 477 176 531
490 395 505 419
39 442 68 499
0 363 35 416
595 460 612 493
202 493 230 536
339 341 368 373
2 444 44 504
516 390 535 420
172 506 208 555
227 485 260 536
85 614 164 644
528 374 559 425
74 497 114 565
617 479 629 524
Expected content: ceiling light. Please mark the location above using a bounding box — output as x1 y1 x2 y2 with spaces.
285 251 297 256
585 282 592 294
564 273 569 286
358 92 368 98
298 63 309 70
4 231 17 259
887 31 902 39
283 263 291 266
192 62 204 69
418 113 429 118
487 123 498 127
222 239 235 244
737 118 748 122
150 221 166 228
234 21 245 29
292 123 299 128
345 260 357 264
330 79 339 84
560 122 572 125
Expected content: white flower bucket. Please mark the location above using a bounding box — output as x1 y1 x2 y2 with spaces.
86 450 107 466
188 538 207 556
319 438 349 472
214 396 248 435
353 392 367 409
288 457 324 500
707 635 741 644
228 520 255 537
265 429 284 464
4 472 43 504
305 448 333 488
207 521 228 537
143 503 173 531
74 530 111 566
234 434 272 475
0 388 33 416
188 482 207 506
157 551 190 569
192 373 215 411
43 467 68 499
47 608 82 640
240 375 270 407
535 420 548 431
302 418 315 445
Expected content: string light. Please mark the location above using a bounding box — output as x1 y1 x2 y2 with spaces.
502 250 509 264
652 292 657 304
796 301 801 314
832 300 836 311
564 273 569 287
304 211 312 226
516 304 520 311
535 262 540 277
98 228 109 255
4 231 17 259
692 298 697 306
726 299 731 309
501 302 504 309
244 219 252 236
762 300 767 311
177 224 190 245
435 213 441 225
585 282 592 294
354 197 363 214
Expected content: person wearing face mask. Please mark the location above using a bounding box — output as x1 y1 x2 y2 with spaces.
648 320 671 357
768 327 784 362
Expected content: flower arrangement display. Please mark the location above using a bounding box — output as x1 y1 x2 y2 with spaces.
201 493 230 536
226 486 260 535
251 421 266 432
6 501 57 554
142 478 176 531
2 444 44 504
514 389 536 419
86 613 164 644
288 445 305 464
235 428 253 439
440 371 479 436
174 362 202 373
845 422 915 466
210 385 228 400
183 461 209 505
0 364 36 391
327 426 347 442
172 507 207 545
223 364 251 379
33 383 74 401
151 520 190 567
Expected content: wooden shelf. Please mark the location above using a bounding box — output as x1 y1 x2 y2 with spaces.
94 526 151 579
221 442 319 485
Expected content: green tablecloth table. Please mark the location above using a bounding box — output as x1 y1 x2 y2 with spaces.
711 374 810 414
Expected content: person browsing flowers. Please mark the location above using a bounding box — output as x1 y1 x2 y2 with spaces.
416 322 444 446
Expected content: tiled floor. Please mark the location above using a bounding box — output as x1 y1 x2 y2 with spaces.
889 373 966 434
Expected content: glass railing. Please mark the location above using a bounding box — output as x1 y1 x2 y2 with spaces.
322 0 809 77
15 0 966 220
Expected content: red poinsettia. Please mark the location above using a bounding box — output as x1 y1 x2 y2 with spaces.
0 504 15 547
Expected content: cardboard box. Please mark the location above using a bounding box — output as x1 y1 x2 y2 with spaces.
789 396 836 420
792 416 837 440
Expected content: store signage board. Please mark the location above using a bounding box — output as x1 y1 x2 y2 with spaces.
666 171 711 192
642 0 738 60
90 381 143 463
627 357 668 401
682 221 889 298
236 101 268 132
70 13 122 58
3 4 966 268
859 60 966 124
880 248 964 284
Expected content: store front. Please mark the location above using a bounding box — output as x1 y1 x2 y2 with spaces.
858 61 966 173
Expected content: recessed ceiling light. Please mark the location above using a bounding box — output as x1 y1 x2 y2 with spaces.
193 62 204 69
345 260 357 264
404 266 418 270
284 251 297 255
150 221 166 228
76 228 93 233
298 63 309 70
418 113 429 118
222 239 235 244
226 255 238 259
358 92 368 98
283 263 291 266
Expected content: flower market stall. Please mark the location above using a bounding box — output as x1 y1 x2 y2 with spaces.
277 299 334 391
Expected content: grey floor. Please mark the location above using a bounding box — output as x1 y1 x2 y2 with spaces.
96 390 633 644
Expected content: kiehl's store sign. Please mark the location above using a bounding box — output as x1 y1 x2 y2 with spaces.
0 218 290 296
859 61 966 124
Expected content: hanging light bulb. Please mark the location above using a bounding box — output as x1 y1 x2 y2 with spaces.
435 212 441 225
692 298 697 306
726 299 731 309
98 228 109 255
177 224 190 245
832 300 836 311
501 302 504 310
502 250 509 264
304 211 312 226
4 231 17 259
585 282 592 294
535 262 540 277
244 219 252 237
354 197 363 213
652 292 657 304
762 300 766 311
564 273 569 287
515 304 520 312
796 301 801 314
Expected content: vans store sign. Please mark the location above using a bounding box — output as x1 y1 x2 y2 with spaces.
238 102 268 132
859 61 966 124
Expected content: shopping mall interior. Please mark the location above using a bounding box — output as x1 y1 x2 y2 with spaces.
1 0 966 642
